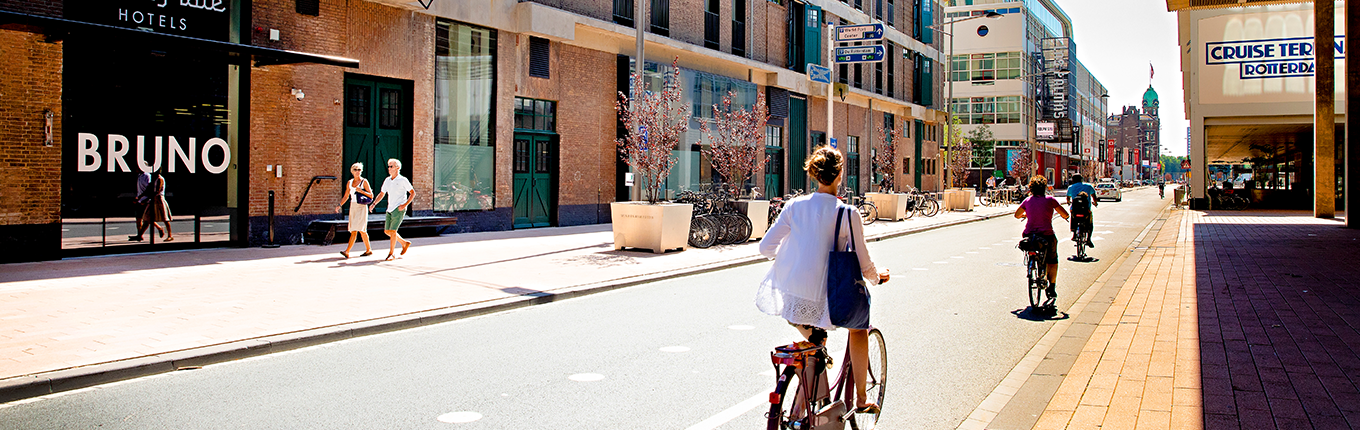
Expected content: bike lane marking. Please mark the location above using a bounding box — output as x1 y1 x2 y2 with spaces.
682 391 771 430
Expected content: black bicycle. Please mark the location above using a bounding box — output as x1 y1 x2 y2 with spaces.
1019 234 1056 310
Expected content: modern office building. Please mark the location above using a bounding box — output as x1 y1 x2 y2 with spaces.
943 0 1107 188
0 0 950 262
1105 86 1162 181
1169 0 1348 211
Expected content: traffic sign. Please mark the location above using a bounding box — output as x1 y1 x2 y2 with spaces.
834 45 885 63
808 63 832 84
834 23 884 42
830 137 838 149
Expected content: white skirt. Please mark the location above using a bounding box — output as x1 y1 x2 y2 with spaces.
347 204 369 233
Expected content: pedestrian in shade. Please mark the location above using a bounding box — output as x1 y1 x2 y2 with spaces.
145 167 174 242
370 158 414 261
128 170 161 241
335 162 374 259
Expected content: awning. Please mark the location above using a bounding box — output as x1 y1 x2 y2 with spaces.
0 10 359 69
1165 0 1310 12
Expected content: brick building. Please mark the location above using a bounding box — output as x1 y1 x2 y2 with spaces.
0 0 948 262
1104 86 1160 181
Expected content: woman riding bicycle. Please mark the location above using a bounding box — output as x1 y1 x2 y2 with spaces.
756 146 891 414
1015 176 1070 301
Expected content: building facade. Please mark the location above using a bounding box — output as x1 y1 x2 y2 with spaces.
1171 1 1347 210
943 0 1106 188
1104 86 1161 181
0 0 950 262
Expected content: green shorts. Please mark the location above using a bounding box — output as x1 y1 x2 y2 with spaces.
384 209 406 231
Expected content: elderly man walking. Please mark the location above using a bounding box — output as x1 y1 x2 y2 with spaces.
370 158 414 261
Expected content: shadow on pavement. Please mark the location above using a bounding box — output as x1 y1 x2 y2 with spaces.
1012 307 1070 322
1194 218 1360 428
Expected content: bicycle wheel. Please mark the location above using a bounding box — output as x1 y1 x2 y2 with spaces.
852 329 888 429
728 213 753 244
859 203 878 225
688 216 717 249
923 198 940 217
768 367 807 430
1027 254 1045 309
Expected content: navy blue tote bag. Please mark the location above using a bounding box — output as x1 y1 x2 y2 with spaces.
827 207 871 329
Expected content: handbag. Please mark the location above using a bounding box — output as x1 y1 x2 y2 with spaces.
353 180 373 205
827 207 872 329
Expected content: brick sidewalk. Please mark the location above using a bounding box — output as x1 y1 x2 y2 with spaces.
0 202 1017 402
1029 210 1360 429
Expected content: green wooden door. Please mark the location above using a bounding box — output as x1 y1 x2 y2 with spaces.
512 134 553 228
343 77 406 212
789 97 808 192
765 147 783 198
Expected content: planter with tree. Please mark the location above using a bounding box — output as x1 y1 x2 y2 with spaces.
611 60 693 254
866 118 910 220
944 115 977 211
702 91 771 240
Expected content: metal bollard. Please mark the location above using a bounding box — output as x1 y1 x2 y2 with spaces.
263 190 281 248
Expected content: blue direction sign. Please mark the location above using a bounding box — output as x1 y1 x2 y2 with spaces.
808 63 832 84
834 45 886 63
834 23 885 42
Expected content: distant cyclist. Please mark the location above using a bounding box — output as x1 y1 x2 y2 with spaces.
1158 181 1165 199
1065 174 1097 248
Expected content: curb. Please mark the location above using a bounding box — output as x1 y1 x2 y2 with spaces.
0 209 1013 405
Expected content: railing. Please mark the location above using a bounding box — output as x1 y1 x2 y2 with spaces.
704 11 720 50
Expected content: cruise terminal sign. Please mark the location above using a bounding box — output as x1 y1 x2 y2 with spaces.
1207 35 1345 79
1196 3 1347 104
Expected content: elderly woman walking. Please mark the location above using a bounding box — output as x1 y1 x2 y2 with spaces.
335 162 374 258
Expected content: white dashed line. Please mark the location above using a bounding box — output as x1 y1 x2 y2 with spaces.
568 373 604 382
682 391 771 430
437 411 483 423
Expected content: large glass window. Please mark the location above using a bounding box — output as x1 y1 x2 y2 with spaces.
949 51 1023 83
950 96 1023 125
434 20 497 212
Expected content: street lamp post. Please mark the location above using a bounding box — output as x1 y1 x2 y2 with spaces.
929 11 1002 191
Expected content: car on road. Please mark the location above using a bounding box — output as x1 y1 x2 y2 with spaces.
1095 182 1121 202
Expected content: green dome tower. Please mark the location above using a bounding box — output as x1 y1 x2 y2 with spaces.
1141 85 1159 118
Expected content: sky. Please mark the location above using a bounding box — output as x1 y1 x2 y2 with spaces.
1050 0 1189 157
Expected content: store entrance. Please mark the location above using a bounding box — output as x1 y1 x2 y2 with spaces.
60 36 240 253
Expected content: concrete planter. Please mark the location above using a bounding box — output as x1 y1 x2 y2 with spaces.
944 189 976 211
610 202 693 254
731 200 771 240
866 192 911 221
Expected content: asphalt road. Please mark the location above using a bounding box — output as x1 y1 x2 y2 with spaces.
3 188 1171 429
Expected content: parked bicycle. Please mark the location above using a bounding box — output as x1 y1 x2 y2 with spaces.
840 190 878 225
675 184 754 248
767 327 887 430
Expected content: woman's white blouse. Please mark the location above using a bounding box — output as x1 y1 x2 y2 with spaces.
755 192 878 329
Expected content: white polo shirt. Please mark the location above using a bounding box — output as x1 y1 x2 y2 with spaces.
381 175 414 209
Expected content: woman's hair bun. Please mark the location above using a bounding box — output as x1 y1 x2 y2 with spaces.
804 146 843 187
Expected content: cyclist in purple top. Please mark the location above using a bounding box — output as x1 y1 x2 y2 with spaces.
1015 176 1070 299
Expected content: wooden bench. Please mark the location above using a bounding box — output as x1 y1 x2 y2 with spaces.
305 215 457 246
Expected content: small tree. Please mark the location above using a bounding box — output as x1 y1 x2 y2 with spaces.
966 124 996 169
701 91 770 199
873 118 904 192
945 116 975 189
615 59 690 203
1009 145 1035 184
